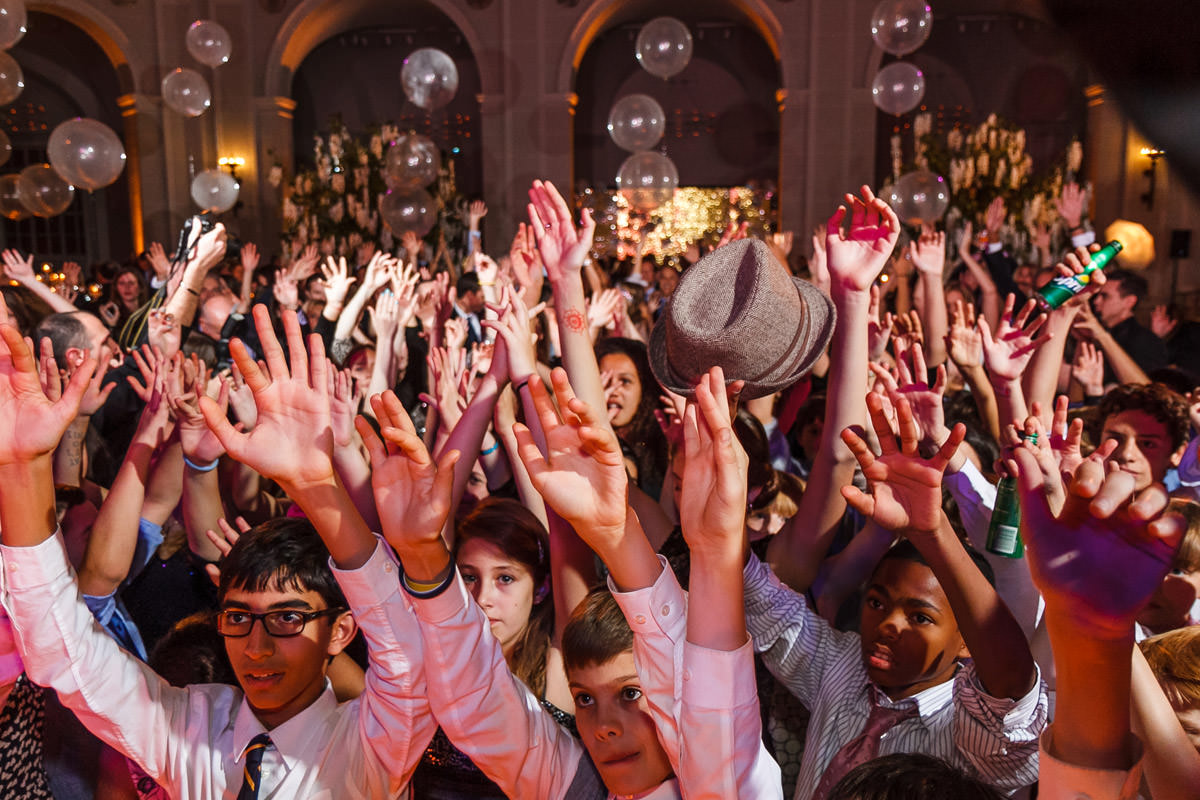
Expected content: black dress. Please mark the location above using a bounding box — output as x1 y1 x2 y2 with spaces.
0 674 53 799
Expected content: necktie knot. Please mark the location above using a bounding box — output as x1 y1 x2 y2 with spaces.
811 697 919 800
237 733 272 800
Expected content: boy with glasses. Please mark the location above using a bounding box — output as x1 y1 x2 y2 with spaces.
0 303 441 798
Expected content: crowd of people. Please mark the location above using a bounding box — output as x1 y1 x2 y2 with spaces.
0 173 1196 800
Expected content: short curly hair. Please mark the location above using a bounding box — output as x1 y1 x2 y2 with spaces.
1092 382 1191 452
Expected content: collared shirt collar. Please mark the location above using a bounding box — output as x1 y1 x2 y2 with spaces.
230 679 339 771
867 662 961 725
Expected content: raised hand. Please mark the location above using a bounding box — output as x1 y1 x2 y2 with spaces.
841 392 966 537
290 243 321 283
472 251 499 287
945 299 982 369
984 196 1006 241
809 226 831 295
273 269 300 311
203 516 252 585
1 248 34 284
979 294 1049 382
467 199 488 227
1056 182 1086 230
907 228 946 276
146 308 181 361
0 294 94 465
870 342 949 455
320 255 357 307
356 391 458 552
1150 305 1177 339
825 185 901 294
198 305 334 490
1071 340 1105 396
329 366 360 448
679 367 750 560
369 290 402 343
1013 450 1183 637
146 241 171 282
527 180 595 283
511 369 628 546
508 221 542 289
483 285 538 383
74 343 116 417
241 242 260 282
171 376 230 466
867 284 894 361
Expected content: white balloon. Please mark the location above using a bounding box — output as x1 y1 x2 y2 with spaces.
384 134 441 190
17 163 74 218
191 168 239 213
0 2 26 51
871 0 932 56
871 61 925 116
48 118 126 191
608 94 666 153
886 169 949 226
186 20 232 68
161 68 211 117
636 17 693 80
0 172 24 219
616 151 678 212
401 48 458 111
380 187 437 237
0 50 23 105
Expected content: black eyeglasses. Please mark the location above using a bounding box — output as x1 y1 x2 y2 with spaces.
214 607 347 638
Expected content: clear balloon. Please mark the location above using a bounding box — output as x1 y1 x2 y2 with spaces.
17 163 74 218
401 48 458 111
161 68 211 117
0 128 11 168
871 61 925 116
47 118 126 191
190 168 239 213
870 0 932 56
607 94 666 153
380 187 438 237
886 169 949 227
635 17 693 80
616 151 679 212
186 20 232 68
384 134 441 190
0 1 25 51
0 173 24 219
0 50 22 106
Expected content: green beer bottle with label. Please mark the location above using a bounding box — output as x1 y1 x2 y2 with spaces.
1036 240 1123 311
986 432 1037 558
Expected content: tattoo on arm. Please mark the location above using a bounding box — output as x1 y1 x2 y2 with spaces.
563 307 586 334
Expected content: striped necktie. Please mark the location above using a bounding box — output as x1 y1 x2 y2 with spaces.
236 733 272 800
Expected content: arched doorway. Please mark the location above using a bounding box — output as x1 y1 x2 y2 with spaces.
569 1 783 194
0 10 135 262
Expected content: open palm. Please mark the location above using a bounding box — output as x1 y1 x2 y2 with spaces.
528 180 595 282
826 185 901 292
0 323 92 465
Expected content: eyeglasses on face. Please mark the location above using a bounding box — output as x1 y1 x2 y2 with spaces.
214 607 347 638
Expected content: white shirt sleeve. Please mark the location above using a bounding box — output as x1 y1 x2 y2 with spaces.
408 570 587 800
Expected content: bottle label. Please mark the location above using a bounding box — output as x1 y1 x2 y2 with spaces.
988 524 1022 556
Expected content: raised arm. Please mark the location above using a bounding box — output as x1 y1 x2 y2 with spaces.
161 222 227 328
199 305 375 568
768 186 900 591
1013 448 1183 783
957 221 1002 331
2 249 78 313
528 180 606 420
842 394 1036 700
979 294 1049 433
909 228 949 366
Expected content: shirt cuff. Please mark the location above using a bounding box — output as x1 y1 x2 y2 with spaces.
1038 727 1143 800
0 530 71 593
409 568 472 625
680 638 755 710
986 242 1003 254
609 556 683 641
0 611 22 683
328 536 403 610
1177 436 1200 486
1071 230 1097 249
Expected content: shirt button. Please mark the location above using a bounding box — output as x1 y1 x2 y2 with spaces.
634 614 646 625
682 669 692 681
660 604 670 616
384 562 393 572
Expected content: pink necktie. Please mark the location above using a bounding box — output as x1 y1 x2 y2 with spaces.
810 698 919 800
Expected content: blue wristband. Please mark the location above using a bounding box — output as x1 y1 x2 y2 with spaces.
480 440 500 457
183 455 219 472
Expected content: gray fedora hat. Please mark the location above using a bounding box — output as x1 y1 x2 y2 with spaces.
648 238 835 399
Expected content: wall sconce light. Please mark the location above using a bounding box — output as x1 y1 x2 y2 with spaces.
1140 147 1165 209
218 156 245 181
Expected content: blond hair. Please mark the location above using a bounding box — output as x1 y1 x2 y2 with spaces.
1140 626 1200 710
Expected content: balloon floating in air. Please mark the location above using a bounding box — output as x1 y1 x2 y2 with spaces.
48 118 126 191
191 168 239 213
635 17 693 80
401 48 458 111
871 61 925 115
186 20 232 68
608 94 666 153
617 151 679 212
161 68 211 117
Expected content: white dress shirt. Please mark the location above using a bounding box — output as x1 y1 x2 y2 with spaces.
409 569 682 800
0 533 435 799
744 554 1048 799
609 558 783 799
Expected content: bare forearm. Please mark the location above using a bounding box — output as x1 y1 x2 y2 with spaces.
814 521 895 622
959 364 1001 441
1048 615 1133 769
79 440 154 595
990 377 1029 434
592 511 662 594
17 277 77 314
919 274 949 366
182 466 226 562
53 416 89 488
687 546 747 652
553 278 607 423
0 458 58 547
549 512 598 643
1132 646 1200 797
1023 309 1076 423
1094 329 1150 385
141 442 183 527
280 476 377 570
441 374 502 546
923 516 1034 700
332 446 382 532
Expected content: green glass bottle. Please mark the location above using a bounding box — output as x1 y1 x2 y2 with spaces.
1036 240 1123 311
986 431 1037 558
